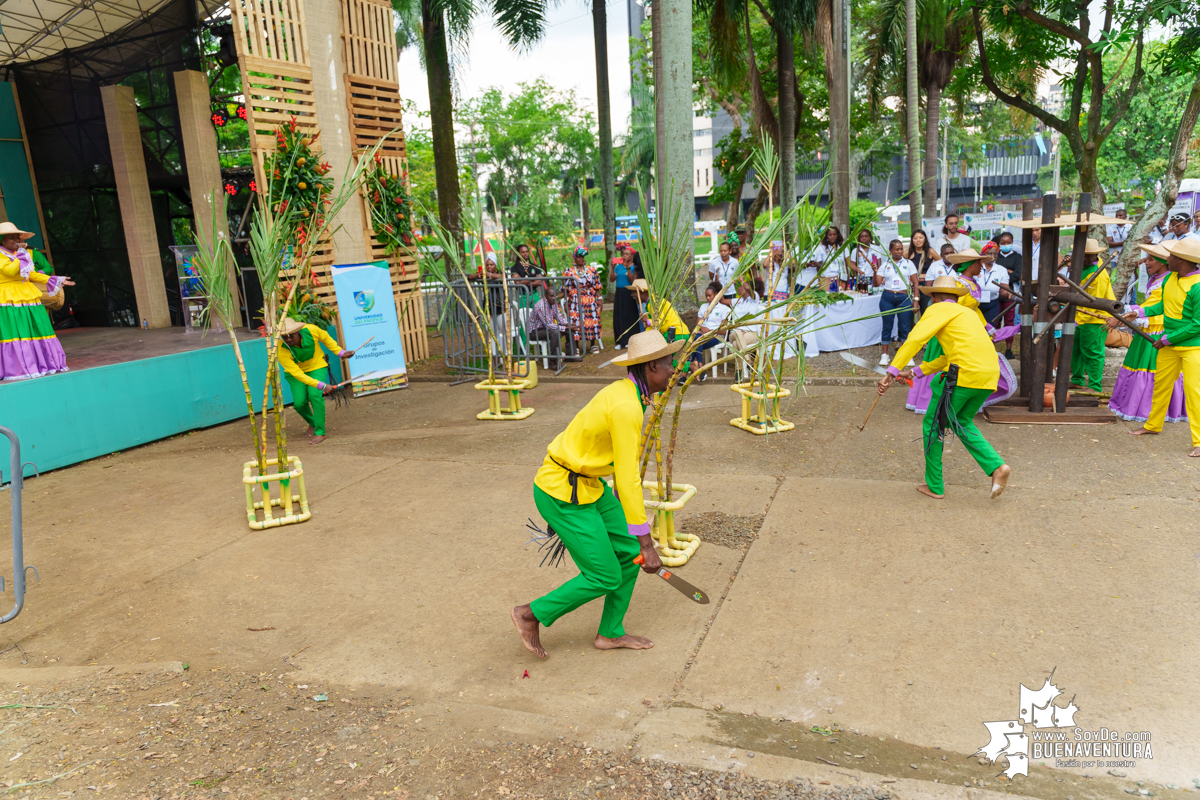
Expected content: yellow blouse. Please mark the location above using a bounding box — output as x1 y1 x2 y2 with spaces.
534 379 649 535
277 324 343 388
0 248 51 304
1075 265 1115 325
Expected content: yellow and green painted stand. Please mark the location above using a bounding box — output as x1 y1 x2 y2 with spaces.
730 381 794 435
643 480 699 566
243 456 311 530
475 378 535 420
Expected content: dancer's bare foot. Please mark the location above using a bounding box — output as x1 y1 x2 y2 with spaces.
304 425 315 437
916 484 944 499
511 605 546 658
990 464 1011 499
1129 427 1158 436
310 435 326 445
594 633 655 651
1190 447 1200 458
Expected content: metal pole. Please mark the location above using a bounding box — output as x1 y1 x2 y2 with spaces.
0 427 32 623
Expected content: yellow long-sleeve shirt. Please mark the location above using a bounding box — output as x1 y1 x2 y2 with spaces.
651 299 689 338
890 299 999 391
534 378 650 536
278 323 343 388
1075 265 1115 325
0 247 53 304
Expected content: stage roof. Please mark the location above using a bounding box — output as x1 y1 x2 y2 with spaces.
0 0 222 67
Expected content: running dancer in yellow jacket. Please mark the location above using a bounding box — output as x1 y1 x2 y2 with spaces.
512 329 672 658
277 318 357 444
878 276 1012 499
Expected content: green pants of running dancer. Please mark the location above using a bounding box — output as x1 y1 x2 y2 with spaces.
922 375 1004 495
529 483 641 638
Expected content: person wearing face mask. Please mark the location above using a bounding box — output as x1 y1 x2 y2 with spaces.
993 233 1021 357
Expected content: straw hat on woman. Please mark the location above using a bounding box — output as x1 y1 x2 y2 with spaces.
512 328 679 658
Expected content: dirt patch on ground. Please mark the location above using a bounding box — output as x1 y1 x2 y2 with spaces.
677 513 766 553
0 668 896 800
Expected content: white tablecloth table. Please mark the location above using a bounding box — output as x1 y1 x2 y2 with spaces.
794 293 884 357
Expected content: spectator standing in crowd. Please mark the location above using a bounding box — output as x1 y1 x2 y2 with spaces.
874 239 918 366
993 232 1021 358
1106 209 1129 254
933 214 973 253
908 230 941 314
527 281 568 370
708 236 740 299
845 229 885 285
511 244 543 278
1163 212 1200 243
803 226 844 287
609 248 638 350
563 247 603 354
977 241 1004 331
1148 216 1169 244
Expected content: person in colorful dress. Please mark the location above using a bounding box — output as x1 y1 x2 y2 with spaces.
511 329 672 658
1127 238 1200 456
0 222 72 380
1107 243 1186 424
278 317 357 445
564 247 603 354
904 248 1016 414
878 275 1011 500
1068 239 1116 392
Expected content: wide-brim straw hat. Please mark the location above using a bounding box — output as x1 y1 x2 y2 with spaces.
0 222 34 240
609 329 684 366
919 275 969 297
1082 238 1106 255
280 317 307 335
1163 237 1200 264
945 248 985 264
630 278 650 293
1137 242 1170 261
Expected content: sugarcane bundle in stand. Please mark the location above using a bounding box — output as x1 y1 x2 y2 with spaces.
408 213 534 421
191 118 398 528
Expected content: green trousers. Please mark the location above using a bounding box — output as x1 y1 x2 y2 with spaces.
922 377 1004 495
529 483 641 639
285 367 329 436
1070 323 1107 391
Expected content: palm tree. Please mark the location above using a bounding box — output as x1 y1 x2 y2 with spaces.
864 0 971 215
591 0 617 271
392 0 552 249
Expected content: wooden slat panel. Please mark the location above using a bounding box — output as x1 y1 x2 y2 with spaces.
231 0 309 66
342 0 398 83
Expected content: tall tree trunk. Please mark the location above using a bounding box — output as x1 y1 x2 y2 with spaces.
1113 75 1200 294
593 0 617 272
581 184 590 244
904 0 922 230
778 29 796 236
422 0 461 249
820 0 850 234
922 82 941 215
745 186 769 241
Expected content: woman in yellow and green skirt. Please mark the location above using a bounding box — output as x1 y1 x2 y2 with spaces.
0 222 72 381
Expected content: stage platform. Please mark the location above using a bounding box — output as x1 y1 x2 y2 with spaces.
55 326 264 372
0 326 350 482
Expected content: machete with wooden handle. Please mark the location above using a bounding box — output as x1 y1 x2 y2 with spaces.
634 555 710 604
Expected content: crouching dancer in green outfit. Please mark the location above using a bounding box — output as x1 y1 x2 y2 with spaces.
278 318 357 445
511 330 676 658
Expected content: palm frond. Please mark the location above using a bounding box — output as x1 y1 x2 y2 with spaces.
490 0 549 51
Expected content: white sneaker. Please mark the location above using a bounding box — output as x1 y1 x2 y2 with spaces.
879 353 890 366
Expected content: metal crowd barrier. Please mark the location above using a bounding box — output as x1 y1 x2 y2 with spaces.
0 427 38 624
441 275 587 382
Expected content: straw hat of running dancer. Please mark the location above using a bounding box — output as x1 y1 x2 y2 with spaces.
945 248 986 265
919 275 969 297
1082 238 1107 255
1162 237 1200 264
609 329 684 365
1138 242 1170 262
280 317 307 336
